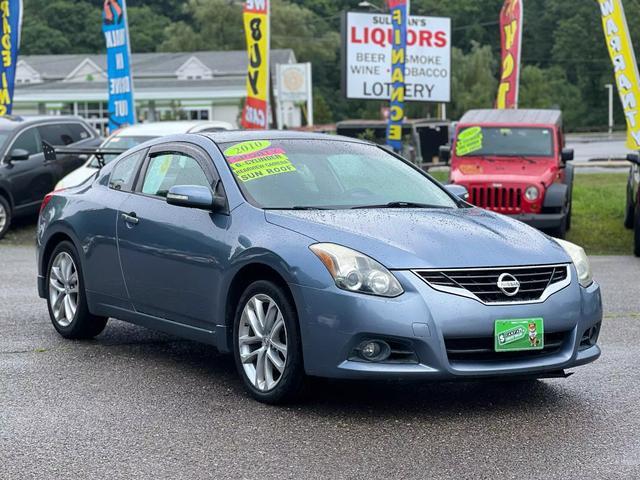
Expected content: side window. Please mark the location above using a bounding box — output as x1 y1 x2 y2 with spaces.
12 128 41 156
109 150 145 191
66 123 92 143
142 152 210 198
38 124 75 146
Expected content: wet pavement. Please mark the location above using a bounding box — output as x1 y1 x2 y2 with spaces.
1 246 639 479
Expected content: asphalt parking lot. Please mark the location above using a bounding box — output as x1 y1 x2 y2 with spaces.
1 245 639 479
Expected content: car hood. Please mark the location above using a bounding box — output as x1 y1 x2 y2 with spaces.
451 157 556 185
265 207 570 269
56 164 98 190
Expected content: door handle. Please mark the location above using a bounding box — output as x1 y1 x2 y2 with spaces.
121 212 139 225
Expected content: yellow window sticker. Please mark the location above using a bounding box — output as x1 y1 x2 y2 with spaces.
229 148 296 182
455 126 483 156
223 140 271 157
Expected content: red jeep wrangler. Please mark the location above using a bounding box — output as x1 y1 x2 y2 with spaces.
440 109 574 238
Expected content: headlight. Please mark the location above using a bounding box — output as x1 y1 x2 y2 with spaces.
310 243 404 297
524 185 539 201
554 238 593 287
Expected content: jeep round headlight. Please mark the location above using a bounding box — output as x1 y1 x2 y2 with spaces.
525 185 539 201
310 243 404 297
554 238 593 287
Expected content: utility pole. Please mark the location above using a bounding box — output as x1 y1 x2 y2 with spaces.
605 83 613 136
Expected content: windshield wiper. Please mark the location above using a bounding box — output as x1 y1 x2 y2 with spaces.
266 206 328 210
351 201 450 209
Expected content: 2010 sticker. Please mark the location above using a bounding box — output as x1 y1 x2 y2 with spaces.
455 126 483 156
223 140 271 157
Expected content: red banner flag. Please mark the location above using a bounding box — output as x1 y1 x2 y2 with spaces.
241 0 270 129
496 0 523 109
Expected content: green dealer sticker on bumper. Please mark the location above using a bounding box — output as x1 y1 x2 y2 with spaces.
495 318 544 352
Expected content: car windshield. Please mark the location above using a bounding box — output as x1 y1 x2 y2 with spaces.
89 135 156 167
455 126 554 157
220 139 458 209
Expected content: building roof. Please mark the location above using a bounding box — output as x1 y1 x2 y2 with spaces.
459 109 562 126
18 50 295 81
14 49 296 103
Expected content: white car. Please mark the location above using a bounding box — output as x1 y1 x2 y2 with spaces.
55 121 234 189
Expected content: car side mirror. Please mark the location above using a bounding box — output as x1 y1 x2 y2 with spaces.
561 148 574 163
627 153 640 165
166 185 223 211
444 184 469 200
439 145 451 165
8 148 30 162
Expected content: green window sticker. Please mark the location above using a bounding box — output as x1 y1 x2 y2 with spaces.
455 126 483 156
223 140 271 157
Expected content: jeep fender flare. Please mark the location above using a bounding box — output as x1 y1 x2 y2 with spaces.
543 183 569 209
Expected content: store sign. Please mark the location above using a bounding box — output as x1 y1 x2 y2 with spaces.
343 11 450 102
496 0 523 109
242 0 270 129
0 0 23 116
386 0 408 151
277 63 310 102
597 0 640 149
102 0 135 131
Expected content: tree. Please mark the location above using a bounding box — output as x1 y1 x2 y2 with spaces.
449 42 498 119
128 6 171 53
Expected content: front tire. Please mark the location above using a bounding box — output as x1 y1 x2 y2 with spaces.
233 280 304 404
46 241 108 339
0 195 11 240
624 186 635 229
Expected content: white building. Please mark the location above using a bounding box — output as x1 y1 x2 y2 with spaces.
13 49 301 134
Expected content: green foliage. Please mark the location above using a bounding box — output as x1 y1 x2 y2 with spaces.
449 42 498 119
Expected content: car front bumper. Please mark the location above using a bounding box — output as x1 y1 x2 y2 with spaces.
290 268 602 380
511 212 566 230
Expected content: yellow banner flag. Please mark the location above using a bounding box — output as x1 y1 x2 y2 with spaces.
597 0 640 149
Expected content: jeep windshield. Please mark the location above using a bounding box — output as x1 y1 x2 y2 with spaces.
220 139 459 210
455 126 553 157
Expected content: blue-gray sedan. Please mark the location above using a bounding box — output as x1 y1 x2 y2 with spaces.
36 131 602 403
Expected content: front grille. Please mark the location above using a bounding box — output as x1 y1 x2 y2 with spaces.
469 186 522 213
445 331 567 362
415 264 570 304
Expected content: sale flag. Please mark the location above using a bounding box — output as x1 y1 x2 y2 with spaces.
242 0 270 129
597 0 640 149
102 0 135 131
385 0 408 151
0 0 23 116
496 0 523 109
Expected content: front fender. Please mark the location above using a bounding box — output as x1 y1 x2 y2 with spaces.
543 183 568 209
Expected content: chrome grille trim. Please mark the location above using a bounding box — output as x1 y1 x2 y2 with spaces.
412 264 572 305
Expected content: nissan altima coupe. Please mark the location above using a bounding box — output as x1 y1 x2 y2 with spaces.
37 131 602 403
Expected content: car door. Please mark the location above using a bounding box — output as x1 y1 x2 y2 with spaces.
116 142 232 330
2 126 59 211
38 122 94 177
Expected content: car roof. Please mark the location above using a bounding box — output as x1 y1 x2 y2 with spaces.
0 115 88 130
201 130 369 145
459 109 562 126
112 121 233 137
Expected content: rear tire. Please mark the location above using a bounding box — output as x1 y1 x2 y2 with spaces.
624 187 635 229
0 195 11 240
233 280 304 404
46 241 108 339
634 208 640 257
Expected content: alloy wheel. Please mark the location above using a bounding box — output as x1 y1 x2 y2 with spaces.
49 252 79 327
0 202 6 232
238 294 288 391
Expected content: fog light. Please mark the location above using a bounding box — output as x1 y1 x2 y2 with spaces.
358 340 391 362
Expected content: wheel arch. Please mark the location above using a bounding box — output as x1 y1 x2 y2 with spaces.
0 184 13 209
225 262 297 327
40 229 81 277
